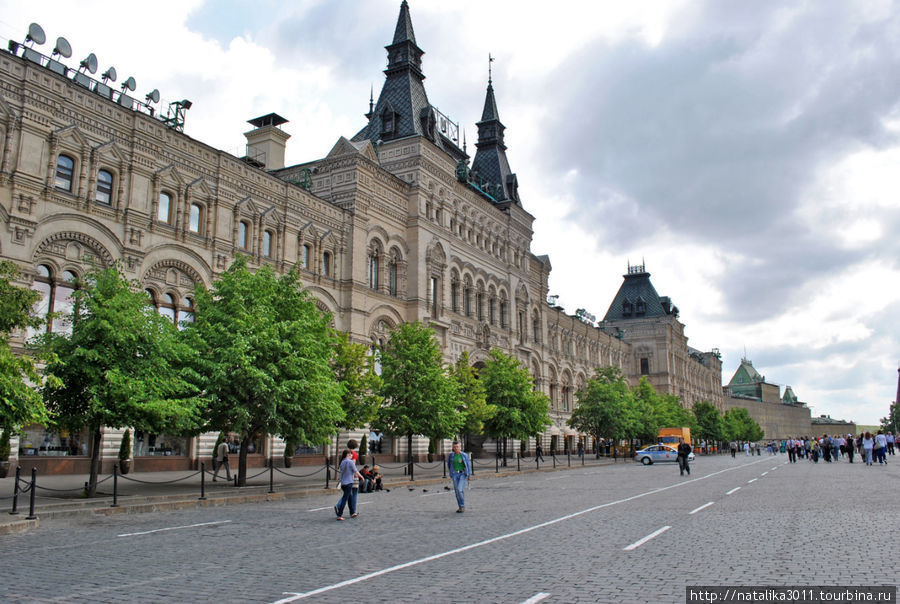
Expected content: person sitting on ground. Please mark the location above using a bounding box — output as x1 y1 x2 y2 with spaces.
371 465 384 491
359 465 375 493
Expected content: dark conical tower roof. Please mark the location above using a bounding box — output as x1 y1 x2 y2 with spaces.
471 79 519 203
352 1 464 161
603 263 679 321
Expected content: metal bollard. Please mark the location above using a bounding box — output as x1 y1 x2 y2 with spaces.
111 463 119 508
268 455 275 494
325 460 330 489
442 456 447 478
470 452 475 476
233 474 237 487
199 462 207 500
517 452 520 472
567 450 571 467
582 450 585 466
553 454 557 468
26 467 37 520
9 466 21 515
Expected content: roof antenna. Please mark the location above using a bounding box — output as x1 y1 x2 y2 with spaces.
488 53 494 85
366 84 374 120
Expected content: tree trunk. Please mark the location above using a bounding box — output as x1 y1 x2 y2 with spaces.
407 433 413 479
86 425 102 497
238 434 251 486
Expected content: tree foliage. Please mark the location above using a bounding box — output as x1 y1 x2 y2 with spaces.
332 331 382 430
692 400 723 443
568 366 635 443
41 263 201 495
185 257 343 485
377 322 461 468
722 407 764 442
450 351 493 446
481 348 551 443
0 261 53 430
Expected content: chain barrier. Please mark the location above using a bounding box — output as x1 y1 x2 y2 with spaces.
272 466 326 478
412 461 443 470
118 470 202 485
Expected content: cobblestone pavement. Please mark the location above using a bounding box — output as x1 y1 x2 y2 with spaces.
1 453 897 603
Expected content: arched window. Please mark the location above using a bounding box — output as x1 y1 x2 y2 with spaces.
533 315 541 343
489 297 496 325
463 281 472 317
500 299 509 328
29 265 78 337
158 192 173 223
56 155 75 191
189 204 202 233
476 291 484 321
262 230 273 257
388 256 398 296
300 244 311 269
450 278 459 312
96 169 114 204
149 290 193 329
322 251 332 276
369 249 379 289
237 221 249 249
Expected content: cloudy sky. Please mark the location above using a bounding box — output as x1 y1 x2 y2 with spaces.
3 0 898 425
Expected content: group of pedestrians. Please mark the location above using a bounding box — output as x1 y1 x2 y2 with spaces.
333 438 473 520
784 431 894 466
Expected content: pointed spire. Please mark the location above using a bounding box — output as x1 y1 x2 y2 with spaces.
392 0 417 45
462 129 467 154
365 84 375 120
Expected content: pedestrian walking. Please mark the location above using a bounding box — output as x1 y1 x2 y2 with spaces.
334 449 364 521
874 431 887 465
447 441 472 513
677 440 692 476
535 441 544 462
730 441 737 458
862 432 875 466
845 435 855 463
212 439 231 482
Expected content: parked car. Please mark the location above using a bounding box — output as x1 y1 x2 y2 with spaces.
634 444 695 465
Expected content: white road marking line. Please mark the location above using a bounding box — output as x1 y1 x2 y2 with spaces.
771 467 778 470
623 526 671 551
761 472 768 476
726 487 741 495
689 502 714 515
117 520 231 537
309 500 373 512
521 592 551 604
420 491 450 497
747 478 757 483
271 461 763 603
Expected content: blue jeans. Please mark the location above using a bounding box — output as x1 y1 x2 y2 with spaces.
451 472 467 507
336 484 357 516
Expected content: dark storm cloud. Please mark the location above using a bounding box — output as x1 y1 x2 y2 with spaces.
538 1 900 319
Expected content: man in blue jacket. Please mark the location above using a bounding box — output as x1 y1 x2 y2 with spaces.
447 441 472 513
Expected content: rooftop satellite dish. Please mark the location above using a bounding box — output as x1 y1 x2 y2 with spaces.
146 88 160 103
53 37 72 58
101 66 117 83
26 23 46 46
121 76 136 92
80 53 98 74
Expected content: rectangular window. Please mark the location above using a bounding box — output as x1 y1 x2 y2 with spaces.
158 193 172 223
300 244 310 268
640 358 650 375
189 204 202 233
56 155 74 191
238 221 248 249
322 252 331 276
96 169 113 205
430 277 438 316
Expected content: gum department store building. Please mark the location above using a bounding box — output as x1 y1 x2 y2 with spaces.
0 3 726 474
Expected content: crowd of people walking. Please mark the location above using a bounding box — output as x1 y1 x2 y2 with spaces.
781 431 894 466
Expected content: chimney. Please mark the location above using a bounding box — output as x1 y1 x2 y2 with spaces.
244 113 290 170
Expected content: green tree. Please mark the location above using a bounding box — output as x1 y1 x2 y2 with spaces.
450 351 493 452
0 260 53 431
631 377 695 443
377 322 461 476
568 366 635 456
692 400 723 446
186 257 344 486
41 263 201 496
481 348 551 464
330 331 382 460
722 407 764 442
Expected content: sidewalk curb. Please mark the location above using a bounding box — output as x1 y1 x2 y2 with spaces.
0 458 620 531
